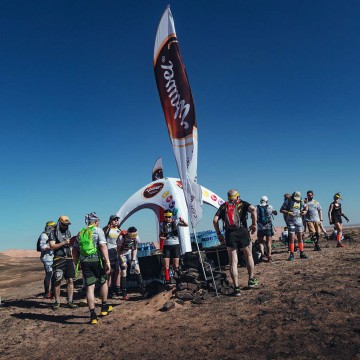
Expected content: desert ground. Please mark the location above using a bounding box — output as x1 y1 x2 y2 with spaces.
0 227 359 360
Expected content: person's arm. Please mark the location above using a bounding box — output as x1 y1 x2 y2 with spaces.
40 234 51 251
301 204 308 217
328 204 334 224
131 238 138 261
318 209 323 222
341 212 349 222
97 228 110 273
280 202 293 217
248 205 257 234
178 217 188 227
49 239 70 250
213 215 225 244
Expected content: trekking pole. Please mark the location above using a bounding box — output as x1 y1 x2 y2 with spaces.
192 228 219 297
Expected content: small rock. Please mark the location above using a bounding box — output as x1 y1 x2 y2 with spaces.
162 301 175 311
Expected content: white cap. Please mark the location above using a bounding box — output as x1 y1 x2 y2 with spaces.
260 195 268 205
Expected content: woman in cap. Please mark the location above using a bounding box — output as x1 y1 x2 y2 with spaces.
328 193 349 248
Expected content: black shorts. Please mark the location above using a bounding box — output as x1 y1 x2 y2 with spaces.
163 244 180 259
225 228 251 250
332 215 342 224
81 258 107 287
108 248 119 272
53 257 76 281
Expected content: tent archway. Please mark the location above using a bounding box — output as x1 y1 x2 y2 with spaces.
116 177 224 253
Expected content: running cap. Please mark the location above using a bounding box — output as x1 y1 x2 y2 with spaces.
85 212 99 225
260 196 268 205
164 210 173 217
46 221 56 227
127 226 138 238
109 215 119 221
227 189 239 200
334 193 342 200
59 215 71 225
293 191 301 201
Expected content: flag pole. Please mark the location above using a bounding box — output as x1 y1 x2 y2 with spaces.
192 228 218 297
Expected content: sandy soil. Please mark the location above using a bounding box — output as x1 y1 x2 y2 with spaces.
0 228 359 360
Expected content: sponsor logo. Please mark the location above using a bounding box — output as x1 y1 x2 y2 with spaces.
211 194 217 202
203 190 209 197
218 199 225 206
162 191 169 198
176 181 183 189
161 60 190 130
166 195 173 203
143 183 164 199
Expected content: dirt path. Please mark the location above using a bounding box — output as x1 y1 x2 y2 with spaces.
1 232 359 360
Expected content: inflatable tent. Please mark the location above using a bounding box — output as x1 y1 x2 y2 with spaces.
116 177 224 253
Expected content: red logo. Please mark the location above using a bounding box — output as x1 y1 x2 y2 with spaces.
166 195 173 202
176 181 183 189
211 194 217 202
143 183 164 199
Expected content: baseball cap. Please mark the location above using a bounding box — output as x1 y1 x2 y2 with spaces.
58 215 71 225
293 191 301 201
260 195 268 206
109 215 119 221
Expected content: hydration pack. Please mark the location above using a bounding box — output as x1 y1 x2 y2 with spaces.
257 205 270 225
224 202 241 230
78 225 98 257
36 234 43 252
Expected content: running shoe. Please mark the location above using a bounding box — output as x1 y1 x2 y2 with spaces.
43 292 52 299
300 252 308 259
287 254 295 261
336 242 345 248
248 278 259 288
90 312 98 325
231 287 241 297
52 301 61 310
100 304 113 316
314 244 321 251
67 301 78 309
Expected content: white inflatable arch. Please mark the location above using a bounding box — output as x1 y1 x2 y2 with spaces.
116 177 224 253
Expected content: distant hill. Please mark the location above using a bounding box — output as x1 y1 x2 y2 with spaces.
0 249 39 258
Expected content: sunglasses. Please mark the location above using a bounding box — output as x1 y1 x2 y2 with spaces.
164 216 172 219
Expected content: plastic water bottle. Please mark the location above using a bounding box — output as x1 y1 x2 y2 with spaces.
130 261 136 274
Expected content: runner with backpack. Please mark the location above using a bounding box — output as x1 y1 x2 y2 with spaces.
256 196 278 262
213 189 258 296
280 191 308 261
72 212 112 325
37 221 56 299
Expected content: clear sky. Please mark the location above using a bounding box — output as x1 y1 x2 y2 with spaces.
1 0 359 251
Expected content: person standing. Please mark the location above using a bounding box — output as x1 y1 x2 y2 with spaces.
328 193 349 248
72 212 111 325
159 210 188 287
38 221 56 298
49 216 77 309
213 189 258 296
256 196 277 262
117 226 144 299
280 192 308 261
103 215 121 298
303 190 324 251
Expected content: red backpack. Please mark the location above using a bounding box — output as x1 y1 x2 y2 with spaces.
224 202 241 230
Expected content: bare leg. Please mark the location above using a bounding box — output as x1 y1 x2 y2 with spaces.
99 281 108 303
241 243 255 279
67 278 74 302
86 284 96 310
227 247 238 287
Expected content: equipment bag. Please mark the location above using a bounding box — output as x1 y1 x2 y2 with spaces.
36 235 42 252
257 205 270 224
78 225 98 257
224 202 242 230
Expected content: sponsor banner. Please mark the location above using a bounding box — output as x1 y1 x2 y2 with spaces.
143 182 164 199
152 157 164 181
154 6 203 227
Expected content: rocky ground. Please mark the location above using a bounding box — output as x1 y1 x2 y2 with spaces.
0 228 359 360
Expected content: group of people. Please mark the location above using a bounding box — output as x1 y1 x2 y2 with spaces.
213 189 349 296
38 209 188 324
37 189 349 321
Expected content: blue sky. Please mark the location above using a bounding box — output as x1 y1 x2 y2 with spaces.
0 0 359 251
